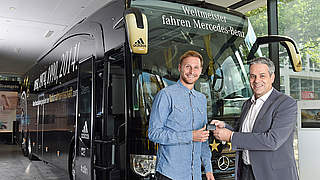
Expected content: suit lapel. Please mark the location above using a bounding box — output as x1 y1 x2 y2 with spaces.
252 89 280 130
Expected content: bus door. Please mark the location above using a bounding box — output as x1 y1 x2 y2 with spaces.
37 94 45 159
93 48 125 180
74 56 95 180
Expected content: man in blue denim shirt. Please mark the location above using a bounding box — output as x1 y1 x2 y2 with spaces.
148 51 214 180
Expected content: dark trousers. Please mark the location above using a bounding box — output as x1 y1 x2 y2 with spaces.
240 164 256 180
155 172 172 180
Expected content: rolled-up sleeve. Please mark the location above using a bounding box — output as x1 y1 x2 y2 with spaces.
148 90 192 145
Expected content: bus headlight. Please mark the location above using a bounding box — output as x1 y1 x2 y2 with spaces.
130 154 156 177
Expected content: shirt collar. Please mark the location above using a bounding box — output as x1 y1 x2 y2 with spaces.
251 87 273 103
177 80 197 97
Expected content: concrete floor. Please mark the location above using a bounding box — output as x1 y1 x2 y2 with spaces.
0 144 69 180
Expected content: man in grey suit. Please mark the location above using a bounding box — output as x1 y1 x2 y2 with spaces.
212 57 299 180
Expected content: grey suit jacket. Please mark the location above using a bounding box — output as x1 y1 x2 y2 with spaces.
231 89 299 180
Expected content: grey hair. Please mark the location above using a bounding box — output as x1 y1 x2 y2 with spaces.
249 57 275 75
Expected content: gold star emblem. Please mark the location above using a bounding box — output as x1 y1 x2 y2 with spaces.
210 139 220 152
227 142 232 151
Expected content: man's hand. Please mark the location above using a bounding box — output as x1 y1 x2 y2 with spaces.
210 120 225 129
206 172 215 180
213 128 232 142
192 126 209 142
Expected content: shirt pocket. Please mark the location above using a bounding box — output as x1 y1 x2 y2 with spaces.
166 104 189 128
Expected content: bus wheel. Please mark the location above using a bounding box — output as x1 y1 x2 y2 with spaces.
27 136 36 160
68 142 76 180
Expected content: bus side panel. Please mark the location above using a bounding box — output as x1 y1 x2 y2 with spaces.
24 26 104 175
23 0 127 178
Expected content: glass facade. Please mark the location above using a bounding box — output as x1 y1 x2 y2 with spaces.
246 0 320 177
247 0 320 101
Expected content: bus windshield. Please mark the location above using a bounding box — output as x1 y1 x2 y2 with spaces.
132 0 261 122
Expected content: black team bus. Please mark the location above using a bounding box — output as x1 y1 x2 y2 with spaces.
19 0 302 180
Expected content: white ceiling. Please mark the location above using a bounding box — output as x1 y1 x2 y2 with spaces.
0 0 266 76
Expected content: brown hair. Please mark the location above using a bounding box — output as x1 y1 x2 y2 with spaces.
179 50 203 67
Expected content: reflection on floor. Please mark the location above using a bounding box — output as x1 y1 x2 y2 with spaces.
0 144 69 180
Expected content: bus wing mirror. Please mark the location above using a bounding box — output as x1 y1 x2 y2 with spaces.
247 35 302 72
124 8 148 54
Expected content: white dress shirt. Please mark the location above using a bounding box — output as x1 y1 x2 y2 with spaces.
242 88 273 165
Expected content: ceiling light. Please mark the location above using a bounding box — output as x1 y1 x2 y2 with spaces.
44 30 54 38
9 7 16 11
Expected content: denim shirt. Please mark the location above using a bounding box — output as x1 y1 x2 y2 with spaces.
148 80 212 180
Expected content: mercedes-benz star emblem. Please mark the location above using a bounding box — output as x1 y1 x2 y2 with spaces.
217 155 230 171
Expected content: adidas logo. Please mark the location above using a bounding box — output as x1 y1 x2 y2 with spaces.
82 121 88 133
133 38 146 47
